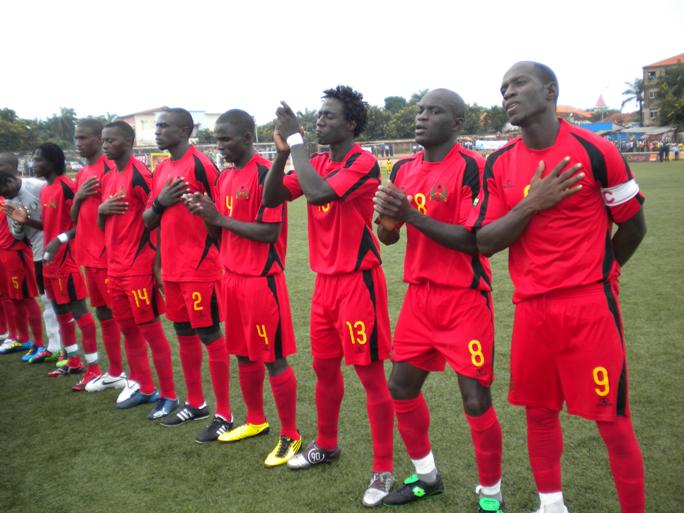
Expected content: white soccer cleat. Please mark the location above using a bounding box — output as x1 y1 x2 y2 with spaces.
86 371 127 392
531 502 569 513
116 379 140 404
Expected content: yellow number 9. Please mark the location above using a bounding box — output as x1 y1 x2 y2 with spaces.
593 366 610 397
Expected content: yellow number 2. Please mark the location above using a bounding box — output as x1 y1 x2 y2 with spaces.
345 321 367 345
593 366 610 397
192 291 204 311
468 340 485 368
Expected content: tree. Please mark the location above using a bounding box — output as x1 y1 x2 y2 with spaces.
257 121 275 144
362 106 391 141
383 96 407 114
657 63 684 129
196 128 214 144
621 78 643 123
0 108 33 151
409 89 429 105
386 105 417 139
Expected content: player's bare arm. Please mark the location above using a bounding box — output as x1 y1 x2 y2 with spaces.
262 129 294 208
612 209 646 266
476 157 584 256
276 102 336 205
43 227 76 263
97 191 127 230
142 177 189 229
183 191 280 243
70 176 100 222
2 203 43 230
375 181 477 254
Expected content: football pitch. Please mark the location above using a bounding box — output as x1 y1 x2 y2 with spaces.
1 161 682 513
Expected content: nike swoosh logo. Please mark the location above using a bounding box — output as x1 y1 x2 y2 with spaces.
102 378 123 385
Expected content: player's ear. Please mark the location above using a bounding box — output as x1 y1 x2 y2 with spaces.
453 117 464 133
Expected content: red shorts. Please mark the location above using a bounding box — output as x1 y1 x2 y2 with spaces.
508 281 630 421
164 281 221 329
0 247 38 300
44 271 87 305
84 266 111 308
393 283 495 385
222 271 296 362
108 274 165 324
310 266 391 366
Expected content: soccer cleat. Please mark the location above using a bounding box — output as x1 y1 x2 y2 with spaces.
264 435 302 468
382 473 444 506
362 471 395 507
148 397 180 420
195 415 233 444
530 503 569 513
116 389 159 409
217 421 270 443
0 331 8 342
286 441 341 470
0 339 30 354
55 350 68 368
160 403 210 427
71 367 102 392
47 365 85 377
85 372 127 392
21 345 41 362
475 485 505 513
116 379 140 404
28 348 54 363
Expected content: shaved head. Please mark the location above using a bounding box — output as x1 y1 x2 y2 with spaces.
163 107 194 135
77 118 104 137
216 109 255 138
424 89 466 120
0 153 19 174
508 61 559 103
104 121 135 143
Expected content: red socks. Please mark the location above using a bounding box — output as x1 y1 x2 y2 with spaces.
2 299 17 339
205 338 231 420
0 299 6 335
597 417 645 513
466 407 503 487
24 298 43 347
313 357 344 450
239 361 266 424
138 322 176 399
269 366 298 439
177 334 204 406
526 407 564 493
76 313 100 372
394 393 432 460
13 299 30 342
118 318 154 393
100 318 123 377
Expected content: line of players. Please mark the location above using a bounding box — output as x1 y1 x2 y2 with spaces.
0 61 647 513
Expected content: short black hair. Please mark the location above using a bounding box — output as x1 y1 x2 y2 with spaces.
216 109 255 138
163 107 194 135
0 152 19 173
77 118 104 137
529 62 559 103
0 171 18 190
322 85 368 137
104 121 136 143
36 143 66 175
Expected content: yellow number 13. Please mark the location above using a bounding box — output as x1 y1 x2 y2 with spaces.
346 321 367 345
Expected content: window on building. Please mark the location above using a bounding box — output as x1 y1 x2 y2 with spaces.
648 71 657 80
649 90 656 99
649 109 658 119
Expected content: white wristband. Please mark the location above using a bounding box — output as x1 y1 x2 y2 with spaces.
57 232 69 243
43 251 51 261
286 133 304 148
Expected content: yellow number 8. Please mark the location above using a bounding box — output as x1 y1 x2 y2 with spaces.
593 366 610 397
468 340 485 368
413 193 427 215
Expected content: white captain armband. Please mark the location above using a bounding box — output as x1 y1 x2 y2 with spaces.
286 133 304 148
601 179 639 206
57 232 69 243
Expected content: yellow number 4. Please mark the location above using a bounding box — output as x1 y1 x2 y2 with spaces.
346 321 367 345
256 324 269 345
593 366 610 397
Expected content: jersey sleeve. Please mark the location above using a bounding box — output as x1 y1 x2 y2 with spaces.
283 171 303 200
467 157 509 230
256 203 284 224
145 165 163 208
599 145 645 224
324 152 380 201
458 154 484 225
132 164 153 204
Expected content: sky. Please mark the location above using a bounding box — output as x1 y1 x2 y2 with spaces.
2 0 683 126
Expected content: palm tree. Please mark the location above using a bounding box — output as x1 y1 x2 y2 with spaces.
621 78 643 123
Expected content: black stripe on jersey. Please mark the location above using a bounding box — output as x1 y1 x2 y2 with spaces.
620 155 635 180
339 162 380 201
208 286 220 327
260 243 284 276
361 269 379 361
571 133 608 187
601 225 616 282
389 157 415 183
132 166 150 195
266 275 284 359
58 244 71 268
193 155 214 194
257 163 269 185
104 161 112 174
469 254 492 290
354 226 382 272
195 234 219 270
67 274 78 302
132 228 152 262
151 283 161 317
460 151 481 200
602 281 628 416
18 250 29 298
472 144 516 231
59 179 75 200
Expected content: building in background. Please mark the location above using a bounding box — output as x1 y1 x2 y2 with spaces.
643 53 684 126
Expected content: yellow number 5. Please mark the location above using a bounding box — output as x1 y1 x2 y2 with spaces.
593 366 610 397
11 276 20 289
346 321 367 345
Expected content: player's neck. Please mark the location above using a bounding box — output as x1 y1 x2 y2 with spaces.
169 141 191 161
329 138 354 162
45 172 57 185
86 151 102 166
115 153 132 172
423 139 457 163
235 149 255 170
520 114 560 150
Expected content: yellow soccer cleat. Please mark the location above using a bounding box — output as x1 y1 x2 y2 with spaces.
264 435 302 468
217 421 270 442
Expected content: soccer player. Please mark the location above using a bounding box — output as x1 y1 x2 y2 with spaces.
0 154 62 361
262 86 394 506
183 109 301 466
374 89 504 512
142 108 231 443
98 121 178 414
34 143 100 385
67 119 125 391
472 62 646 513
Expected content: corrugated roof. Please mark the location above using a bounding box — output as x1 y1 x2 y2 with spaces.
644 53 684 68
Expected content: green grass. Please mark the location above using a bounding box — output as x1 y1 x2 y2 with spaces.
2 161 683 513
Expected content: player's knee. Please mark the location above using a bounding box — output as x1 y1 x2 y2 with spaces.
387 376 419 401
197 325 222 344
71 301 88 319
95 306 113 321
173 321 194 336
266 358 289 376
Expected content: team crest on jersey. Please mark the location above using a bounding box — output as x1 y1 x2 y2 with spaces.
235 185 249 199
42 200 57 209
429 184 447 202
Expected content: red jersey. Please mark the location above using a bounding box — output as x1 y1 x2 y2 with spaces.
214 153 286 277
148 145 221 282
283 144 381 275
391 144 491 291
41 175 79 278
102 156 157 277
471 120 644 302
73 155 115 269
